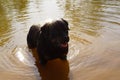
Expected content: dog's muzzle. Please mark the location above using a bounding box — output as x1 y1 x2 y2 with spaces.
61 36 69 48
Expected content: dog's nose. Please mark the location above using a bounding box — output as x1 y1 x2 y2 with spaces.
63 36 69 43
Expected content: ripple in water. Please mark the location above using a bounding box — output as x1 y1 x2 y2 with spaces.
0 0 120 80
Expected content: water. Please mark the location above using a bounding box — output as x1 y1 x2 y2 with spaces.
0 0 120 80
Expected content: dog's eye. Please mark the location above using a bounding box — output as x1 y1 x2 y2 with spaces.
66 30 68 33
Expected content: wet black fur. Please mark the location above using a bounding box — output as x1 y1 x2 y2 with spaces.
27 18 69 65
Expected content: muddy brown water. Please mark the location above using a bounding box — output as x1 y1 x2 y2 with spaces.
0 0 120 80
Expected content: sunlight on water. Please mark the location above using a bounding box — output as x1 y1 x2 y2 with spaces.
45 18 53 23
13 48 36 67
15 48 25 62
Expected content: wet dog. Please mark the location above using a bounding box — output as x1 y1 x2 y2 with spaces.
27 18 69 65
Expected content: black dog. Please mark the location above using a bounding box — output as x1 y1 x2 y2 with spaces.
27 18 69 65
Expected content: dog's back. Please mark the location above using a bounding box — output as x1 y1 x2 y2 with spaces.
27 25 40 48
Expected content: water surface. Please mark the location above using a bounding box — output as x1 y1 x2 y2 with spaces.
0 0 120 80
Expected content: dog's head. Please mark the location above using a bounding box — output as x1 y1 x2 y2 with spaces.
39 18 69 56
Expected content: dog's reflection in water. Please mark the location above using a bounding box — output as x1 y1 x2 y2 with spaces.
31 48 70 80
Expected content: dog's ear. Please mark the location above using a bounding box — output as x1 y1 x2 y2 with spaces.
61 18 68 26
